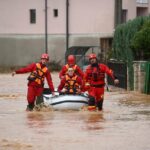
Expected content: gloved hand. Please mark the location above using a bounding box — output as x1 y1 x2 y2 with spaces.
61 88 67 93
114 79 119 85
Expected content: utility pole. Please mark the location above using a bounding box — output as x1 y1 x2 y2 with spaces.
45 0 48 53
66 0 69 52
65 0 69 63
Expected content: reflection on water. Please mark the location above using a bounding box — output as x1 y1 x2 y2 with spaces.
26 112 51 128
85 112 104 123
0 94 150 150
82 112 105 131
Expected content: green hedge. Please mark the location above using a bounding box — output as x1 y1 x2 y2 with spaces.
112 16 150 90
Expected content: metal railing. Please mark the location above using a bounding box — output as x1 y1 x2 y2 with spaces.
136 0 148 4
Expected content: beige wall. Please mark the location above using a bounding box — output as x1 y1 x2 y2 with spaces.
123 0 150 20
0 35 45 66
0 0 149 66
122 0 137 20
0 35 100 66
69 0 115 34
0 0 115 35
0 0 45 34
0 0 115 66
0 0 149 34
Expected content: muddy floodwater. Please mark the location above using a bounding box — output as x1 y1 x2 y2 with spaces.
0 73 150 150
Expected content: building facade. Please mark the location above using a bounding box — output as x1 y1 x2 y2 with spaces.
0 0 149 66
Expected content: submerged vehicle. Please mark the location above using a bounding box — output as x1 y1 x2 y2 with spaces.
37 88 89 110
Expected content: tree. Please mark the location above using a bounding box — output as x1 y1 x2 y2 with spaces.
131 20 150 60
112 16 150 90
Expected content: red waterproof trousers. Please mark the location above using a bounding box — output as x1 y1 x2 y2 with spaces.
27 85 43 104
88 86 104 103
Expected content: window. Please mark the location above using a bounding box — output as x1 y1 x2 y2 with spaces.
137 7 148 17
122 9 127 23
53 9 58 17
136 0 148 4
30 9 36 24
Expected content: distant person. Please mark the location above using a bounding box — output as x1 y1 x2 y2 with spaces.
84 53 119 111
58 68 83 94
59 55 84 79
12 53 55 111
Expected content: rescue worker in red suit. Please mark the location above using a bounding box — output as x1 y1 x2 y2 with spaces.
58 68 83 94
59 55 84 79
12 53 55 111
84 54 119 111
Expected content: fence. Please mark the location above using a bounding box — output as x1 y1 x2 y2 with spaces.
144 62 150 94
107 61 127 89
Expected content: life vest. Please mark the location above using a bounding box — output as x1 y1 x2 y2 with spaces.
28 63 48 85
64 74 80 94
88 65 105 81
65 64 77 74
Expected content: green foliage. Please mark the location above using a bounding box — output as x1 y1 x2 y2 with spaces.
112 16 150 90
131 20 150 60
112 16 149 61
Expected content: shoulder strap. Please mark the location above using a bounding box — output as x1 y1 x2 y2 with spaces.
65 64 69 69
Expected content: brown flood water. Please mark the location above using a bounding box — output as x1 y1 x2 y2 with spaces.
0 73 150 150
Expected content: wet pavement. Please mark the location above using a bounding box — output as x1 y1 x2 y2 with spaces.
0 73 150 150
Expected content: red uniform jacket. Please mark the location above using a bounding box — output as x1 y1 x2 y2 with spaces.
59 64 84 79
15 62 54 92
84 63 115 86
58 74 83 92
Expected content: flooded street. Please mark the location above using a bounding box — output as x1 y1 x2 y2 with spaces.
0 73 150 150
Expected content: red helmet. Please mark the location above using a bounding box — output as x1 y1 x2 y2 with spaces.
89 53 97 60
41 53 49 60
67 55 75 65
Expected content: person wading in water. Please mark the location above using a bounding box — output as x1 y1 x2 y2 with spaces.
12 53 55 111
84 53 119 111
